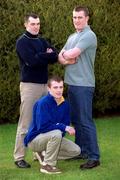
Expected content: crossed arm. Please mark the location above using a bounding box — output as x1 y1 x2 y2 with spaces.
58 47 81 65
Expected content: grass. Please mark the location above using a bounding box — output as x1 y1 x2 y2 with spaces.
0 117 120 180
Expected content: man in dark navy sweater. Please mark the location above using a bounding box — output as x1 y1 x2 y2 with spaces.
14 13 58 168
24 76 80 174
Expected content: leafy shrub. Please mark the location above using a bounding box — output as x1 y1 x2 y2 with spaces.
0 0 120 123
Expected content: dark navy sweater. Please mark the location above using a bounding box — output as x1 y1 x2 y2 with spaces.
24 93 70 146
16 31 58 83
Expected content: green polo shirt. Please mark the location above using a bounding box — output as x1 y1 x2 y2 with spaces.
63 25 97 87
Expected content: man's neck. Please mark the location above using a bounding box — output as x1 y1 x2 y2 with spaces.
76 25 89 32
54 96 64 105
24 31 39 39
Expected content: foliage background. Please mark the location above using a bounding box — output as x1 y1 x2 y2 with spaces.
0 0 120 123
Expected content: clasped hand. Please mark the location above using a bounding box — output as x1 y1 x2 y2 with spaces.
46 48 53 53
65 126 75 135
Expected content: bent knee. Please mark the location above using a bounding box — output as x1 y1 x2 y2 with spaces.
76 145 81 155
51 130 62 140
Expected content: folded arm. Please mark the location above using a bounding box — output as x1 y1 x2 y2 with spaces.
58 47 81 65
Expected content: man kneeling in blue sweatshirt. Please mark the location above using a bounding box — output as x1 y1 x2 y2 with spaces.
24 76 80 174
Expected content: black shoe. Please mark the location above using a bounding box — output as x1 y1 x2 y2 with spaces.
80 160 100 170
15 160 31 168
69 154 88 160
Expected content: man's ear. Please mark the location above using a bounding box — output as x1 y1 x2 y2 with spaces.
24 22 27 28
87 16 89 22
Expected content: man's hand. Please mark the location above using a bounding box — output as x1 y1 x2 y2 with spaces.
66 58 77 65
46 48 53 53
65 126 75 135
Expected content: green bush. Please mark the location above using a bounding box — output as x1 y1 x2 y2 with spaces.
0 0 120 123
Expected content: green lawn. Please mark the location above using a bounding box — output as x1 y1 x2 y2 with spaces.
0 117 120 180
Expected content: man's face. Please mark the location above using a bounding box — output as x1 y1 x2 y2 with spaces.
48 81 64 100
73 10 89 32
24 17 40 35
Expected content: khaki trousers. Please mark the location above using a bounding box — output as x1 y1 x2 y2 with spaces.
14 82 47 161
28 130 81 166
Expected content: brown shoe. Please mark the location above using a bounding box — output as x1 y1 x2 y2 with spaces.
34 152 44 165
40 164 61 174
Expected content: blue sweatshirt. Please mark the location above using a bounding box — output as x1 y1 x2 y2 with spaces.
16 31 58 83
24 93 70 146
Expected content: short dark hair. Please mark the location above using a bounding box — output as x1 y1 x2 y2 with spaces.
47 76 63 87
73 6 89 17
24 13 39 22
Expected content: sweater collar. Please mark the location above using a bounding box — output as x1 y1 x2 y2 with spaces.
24 31 39 39
57 96 65 105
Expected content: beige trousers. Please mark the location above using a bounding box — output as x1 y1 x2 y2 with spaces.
14 82 47 161
28 130 81 166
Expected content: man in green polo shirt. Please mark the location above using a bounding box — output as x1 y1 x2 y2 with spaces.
59 6 100 170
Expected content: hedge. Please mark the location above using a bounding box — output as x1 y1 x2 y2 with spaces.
0 0 120 123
